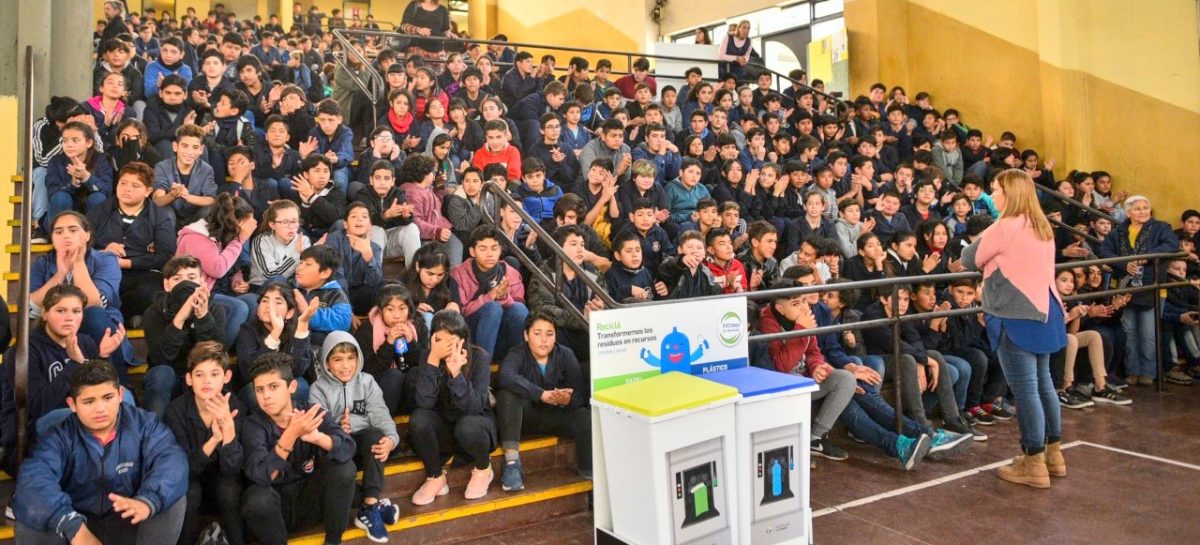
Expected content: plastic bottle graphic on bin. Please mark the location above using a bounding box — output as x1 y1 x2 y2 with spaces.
669 437 731 544
759 446 795 504
639 327 711 374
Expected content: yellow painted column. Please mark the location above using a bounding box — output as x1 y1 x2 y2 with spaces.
845 0 909 94
468 0 489 38
278 0 293 31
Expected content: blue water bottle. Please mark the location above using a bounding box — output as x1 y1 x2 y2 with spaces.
771 459 783 497
394 337 409 369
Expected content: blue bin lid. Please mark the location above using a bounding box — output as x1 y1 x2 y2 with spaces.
701 367 816 397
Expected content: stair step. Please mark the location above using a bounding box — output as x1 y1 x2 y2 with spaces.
10 175 23 184
0 434 567 485
8 196 20 204
291 468 590 545
6 244 49 254
0 452 586 545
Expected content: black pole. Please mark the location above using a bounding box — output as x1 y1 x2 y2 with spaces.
891 292 903 433
15 45 35 467
1154 256 1164 393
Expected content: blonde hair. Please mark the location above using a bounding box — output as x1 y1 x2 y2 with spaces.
994 168 1053 241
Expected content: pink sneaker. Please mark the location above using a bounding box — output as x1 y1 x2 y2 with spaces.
411 474 449 506
464 466 493 500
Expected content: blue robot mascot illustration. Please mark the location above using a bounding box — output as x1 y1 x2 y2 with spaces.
639 327 710 374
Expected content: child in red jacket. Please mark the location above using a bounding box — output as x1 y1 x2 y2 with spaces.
703 228 748 293
756 276 855 460
471 120 522 182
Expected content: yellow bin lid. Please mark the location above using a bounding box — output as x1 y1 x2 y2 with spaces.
594 372 740 417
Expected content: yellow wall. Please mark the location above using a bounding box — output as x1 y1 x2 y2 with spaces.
491 0 656 75
0 97 16 262
846 0 1200 223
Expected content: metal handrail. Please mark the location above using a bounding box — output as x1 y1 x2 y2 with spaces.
326 28 841 104
746 61 846 108
1036 182 1119 224
479 182 619 311
331 28 739 72
14 45 35 466
1049 216 1103 244
1054 251 1183 271
329 28 385 101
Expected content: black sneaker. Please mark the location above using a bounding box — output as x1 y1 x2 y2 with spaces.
1058 389 1091 409
1067 387 1095 408
1091 385 1132 405
810 435 849 461
943 417 987 441
968 406 996 426
985 399 1015 420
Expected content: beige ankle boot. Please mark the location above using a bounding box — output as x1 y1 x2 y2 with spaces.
997 452 1050 488
1045 442 1066 477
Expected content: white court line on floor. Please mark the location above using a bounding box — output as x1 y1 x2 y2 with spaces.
1074 441 1200 472
813 439 1200 518
812 440 1087 518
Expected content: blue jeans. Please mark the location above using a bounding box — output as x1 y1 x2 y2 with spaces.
466 301 528 361
332 166 350 194
941 354 971 410
143 366 183 416
1121 307 1158 378
996 333 1061 453
46 190 106 227
839 354 884 393
1088 323 1126 378
36 389 136 436
212 292 251 347
951 347 995 407
81 306 133 383
31 166 48 226
839 388 932 459
860 354 885 380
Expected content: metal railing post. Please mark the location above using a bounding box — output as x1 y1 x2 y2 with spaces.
890 291 903 433
1153 256 1164 393
15 45 35 467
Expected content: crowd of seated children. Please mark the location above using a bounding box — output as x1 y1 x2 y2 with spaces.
6 7 1194 542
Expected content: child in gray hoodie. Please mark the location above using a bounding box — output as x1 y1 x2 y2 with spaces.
310 330 401 542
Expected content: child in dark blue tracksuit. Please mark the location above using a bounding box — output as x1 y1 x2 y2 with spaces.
496 312 592 491
13 361 188 544
309 99 356 194
614 198 675 274
605 230 663 303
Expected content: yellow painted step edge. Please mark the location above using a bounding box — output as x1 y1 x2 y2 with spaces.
6 243 51 252
288 480 593 545
0 419 544 484
368 437 559 479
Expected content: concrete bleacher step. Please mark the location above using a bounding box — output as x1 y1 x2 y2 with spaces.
0 179 593 544
0 435 586 545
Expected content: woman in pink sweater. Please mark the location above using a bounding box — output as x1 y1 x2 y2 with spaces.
959 169 1067 489
176 193 258 345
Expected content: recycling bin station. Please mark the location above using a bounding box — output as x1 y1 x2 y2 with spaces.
702 367 819 545
593 372 741 545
